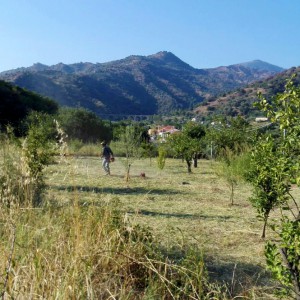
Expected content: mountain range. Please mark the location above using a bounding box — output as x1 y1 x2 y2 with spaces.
195 66 300 118
0 51 285 116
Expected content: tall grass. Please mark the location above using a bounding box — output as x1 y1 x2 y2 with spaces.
0 198 232 299
0 134 228 299
0 134 282 299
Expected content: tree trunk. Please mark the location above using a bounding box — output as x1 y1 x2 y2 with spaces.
186 159 192 173
193 156 198 168
261 216 268 239
125 164 131 183
230 183 234 205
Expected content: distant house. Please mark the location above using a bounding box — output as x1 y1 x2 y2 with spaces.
157 125 180 141
148 125 180 141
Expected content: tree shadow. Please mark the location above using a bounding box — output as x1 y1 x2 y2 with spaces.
49 184 183 195
204 257 277 295
128 209 232 221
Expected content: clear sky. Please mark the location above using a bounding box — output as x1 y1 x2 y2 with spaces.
1 0 300 72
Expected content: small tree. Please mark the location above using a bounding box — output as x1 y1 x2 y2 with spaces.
168 122 205 173
168 132 195 173
246 137 291 238
22 113 58 206
118 125 143 182
247 76 300 298
0 113 59 207
183 122 206 167
216 147 250 205
206 116 252 159
157 146 167 170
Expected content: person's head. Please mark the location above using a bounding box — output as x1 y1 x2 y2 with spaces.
101 141 106 147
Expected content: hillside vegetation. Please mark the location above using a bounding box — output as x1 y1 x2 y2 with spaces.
195 67 300 119
0 80 58 131
0 52 283 116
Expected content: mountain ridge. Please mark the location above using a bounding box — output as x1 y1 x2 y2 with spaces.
0 53 284 75
0 51 285 116
194 66 299 118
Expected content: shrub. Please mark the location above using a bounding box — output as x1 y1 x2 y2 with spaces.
157 146 167 170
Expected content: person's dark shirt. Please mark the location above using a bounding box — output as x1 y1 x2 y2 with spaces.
102 145 113 158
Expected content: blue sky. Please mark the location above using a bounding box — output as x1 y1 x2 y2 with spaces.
1 0 300 72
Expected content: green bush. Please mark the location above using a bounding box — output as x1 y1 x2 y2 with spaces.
57 107 112 143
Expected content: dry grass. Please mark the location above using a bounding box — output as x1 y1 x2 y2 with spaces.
1 143 292 298
43 156 284 298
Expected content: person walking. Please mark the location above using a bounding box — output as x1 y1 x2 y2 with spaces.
101 141 114 175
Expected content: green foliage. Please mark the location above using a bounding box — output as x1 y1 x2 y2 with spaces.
184 121 206 140
57 107 112 143
256 75 300 156
113 121 150 143
206 116 252 158
0 80 58 134
157 146 167 170
22 113 58 205
0 114 61 207
265 218 300 298
248 75 300 298
168 132 194 173
216 147 251 205
118 125 143 182
168 122 206 173
246 136 291 238
141 142 157 165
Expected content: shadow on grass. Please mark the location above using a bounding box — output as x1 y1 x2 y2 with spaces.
127 209 232 221
205 258 275 295
49 185 183 195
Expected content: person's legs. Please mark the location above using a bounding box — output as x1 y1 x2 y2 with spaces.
102 158 110 175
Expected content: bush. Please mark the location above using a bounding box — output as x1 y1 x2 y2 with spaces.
57 107 112 143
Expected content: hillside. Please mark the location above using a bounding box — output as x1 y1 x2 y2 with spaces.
0 52 284 116
0 80 58 130
194 67 300 118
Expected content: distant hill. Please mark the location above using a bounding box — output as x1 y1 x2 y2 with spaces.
235 60 284 73
0 52 284 116
0 80 58 130
194 67 299 118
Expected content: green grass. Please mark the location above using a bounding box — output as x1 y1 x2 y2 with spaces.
44 156 281 298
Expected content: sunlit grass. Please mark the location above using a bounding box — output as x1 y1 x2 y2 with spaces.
1 149 291 299
45 156 279 296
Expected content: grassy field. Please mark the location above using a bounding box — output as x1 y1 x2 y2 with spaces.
44 155 282 298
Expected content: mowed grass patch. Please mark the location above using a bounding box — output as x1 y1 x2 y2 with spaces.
45 156 277 293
